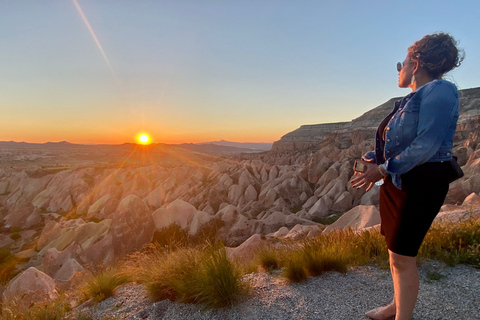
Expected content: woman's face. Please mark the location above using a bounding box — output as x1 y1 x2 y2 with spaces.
397 54 416 88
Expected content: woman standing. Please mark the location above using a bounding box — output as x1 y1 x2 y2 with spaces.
351 33 464 320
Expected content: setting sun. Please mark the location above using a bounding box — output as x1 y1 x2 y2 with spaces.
137 133 151 145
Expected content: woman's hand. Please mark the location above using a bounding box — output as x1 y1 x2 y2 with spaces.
350 160 384 192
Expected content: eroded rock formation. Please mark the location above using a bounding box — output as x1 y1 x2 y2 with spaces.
1 86 479 295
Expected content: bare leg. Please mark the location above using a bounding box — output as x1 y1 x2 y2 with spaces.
365 256 397 320
390 250 419 320
366 249 418 319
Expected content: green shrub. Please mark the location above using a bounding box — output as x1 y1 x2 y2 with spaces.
313 214 342 225
9 233 21 241
426 271 444 281
152 224 190 251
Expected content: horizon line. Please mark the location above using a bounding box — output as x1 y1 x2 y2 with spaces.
0 140 275 146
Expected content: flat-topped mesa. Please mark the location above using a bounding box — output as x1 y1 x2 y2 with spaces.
270 99 398 152
271 122 348 151
271 86 480 152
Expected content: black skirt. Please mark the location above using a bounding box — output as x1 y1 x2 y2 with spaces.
379 161 450 257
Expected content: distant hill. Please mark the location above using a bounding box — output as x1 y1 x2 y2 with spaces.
199 140 272 151
0 140 270 156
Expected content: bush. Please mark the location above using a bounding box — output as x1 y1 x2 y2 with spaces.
152 224 190 251
9 233 21 241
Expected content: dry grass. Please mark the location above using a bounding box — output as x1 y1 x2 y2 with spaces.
282 251 308 282
0 295 71 320
275 217 480 283
2 216 478 318
125 242 249 308
0 248 18 285
419 217 480 267
254 245 281 272
79 266 129 305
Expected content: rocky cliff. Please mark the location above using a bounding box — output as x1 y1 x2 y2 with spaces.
271 122 349 151
272 86 480 152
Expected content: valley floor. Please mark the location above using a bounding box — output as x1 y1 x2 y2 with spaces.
71 262 480 320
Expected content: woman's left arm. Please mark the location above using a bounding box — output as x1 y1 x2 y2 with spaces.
384 81 459 175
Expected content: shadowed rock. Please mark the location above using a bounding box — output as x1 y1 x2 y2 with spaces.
2 267 58 307
324 205 380 233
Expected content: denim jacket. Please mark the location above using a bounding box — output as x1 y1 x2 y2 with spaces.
364 79 459 189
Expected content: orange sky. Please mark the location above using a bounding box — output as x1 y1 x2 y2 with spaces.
1 2 478 145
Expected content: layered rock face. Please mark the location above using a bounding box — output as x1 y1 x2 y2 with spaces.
271 122 348 151
272 87 480 154
271 98 400 152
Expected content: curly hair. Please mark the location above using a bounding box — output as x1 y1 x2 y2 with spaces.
408 32 465 79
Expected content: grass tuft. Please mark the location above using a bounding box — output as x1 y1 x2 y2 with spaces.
255 245 281 272
302 245 349 276
426 271 444 281
190 246 248 308
282 251 308 283
80 267 129 305
128 243 248 309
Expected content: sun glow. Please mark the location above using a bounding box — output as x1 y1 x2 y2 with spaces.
137 133 151 145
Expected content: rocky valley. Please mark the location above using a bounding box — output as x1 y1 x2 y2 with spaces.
1 87 480 308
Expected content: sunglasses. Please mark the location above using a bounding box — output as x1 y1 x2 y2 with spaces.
397 60 414 72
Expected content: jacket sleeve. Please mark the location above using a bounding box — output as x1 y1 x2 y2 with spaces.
362 151 377 163
383 81 458 175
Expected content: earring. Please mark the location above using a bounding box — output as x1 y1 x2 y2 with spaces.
410 75 415 85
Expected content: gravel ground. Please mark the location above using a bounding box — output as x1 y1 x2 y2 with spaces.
71 262 480 320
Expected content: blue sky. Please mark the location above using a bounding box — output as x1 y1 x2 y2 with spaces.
1 1 479 144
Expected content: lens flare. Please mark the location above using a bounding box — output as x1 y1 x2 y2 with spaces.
72 0 118 82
